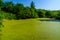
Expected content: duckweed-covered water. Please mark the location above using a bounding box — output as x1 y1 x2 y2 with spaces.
1 19 60 40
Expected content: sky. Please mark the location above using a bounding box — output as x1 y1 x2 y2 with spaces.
3 0 60 10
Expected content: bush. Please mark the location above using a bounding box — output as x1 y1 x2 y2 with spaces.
0 11 16 19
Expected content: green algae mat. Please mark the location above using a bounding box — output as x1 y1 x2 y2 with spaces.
0 19 60 40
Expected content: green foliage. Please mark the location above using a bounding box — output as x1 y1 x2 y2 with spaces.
1 2 14 13
0 0 2 6
45 11 51 18
37 9 46 18
0 0 60 20
30 8 38 18
14 3 24 19
0 11 16 19
55 12 60 19
30 1 35 9
50 11 58 18
0 0 3 11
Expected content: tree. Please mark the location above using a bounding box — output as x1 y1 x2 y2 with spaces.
30 8 38 18
45 11 52 18
14 3 24 19
19 7 31 19
13 3 24 13
37 9 46 18
30 1 38 18
0 0 3 11
2 2 14 13
50 11 58 18
30 1 35 9
56 12 60 19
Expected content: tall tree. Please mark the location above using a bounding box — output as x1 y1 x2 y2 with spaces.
0 0 3 11
30 1 35 9
30 1 38 18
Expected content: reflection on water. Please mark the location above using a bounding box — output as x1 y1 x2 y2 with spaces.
40 20 60 22
36 21 60 40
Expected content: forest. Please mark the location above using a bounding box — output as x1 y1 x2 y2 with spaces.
0 0 60 20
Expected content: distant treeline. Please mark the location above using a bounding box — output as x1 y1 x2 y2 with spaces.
0 0 60 19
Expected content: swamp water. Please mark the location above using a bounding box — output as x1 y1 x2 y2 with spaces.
1 20 60 40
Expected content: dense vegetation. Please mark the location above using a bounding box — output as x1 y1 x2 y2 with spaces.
0 0 60 19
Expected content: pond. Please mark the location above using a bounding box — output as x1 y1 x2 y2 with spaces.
2 20 60 40
36 20 60 40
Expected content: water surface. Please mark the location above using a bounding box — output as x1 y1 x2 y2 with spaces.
37 20 60 40
2 20 60 40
